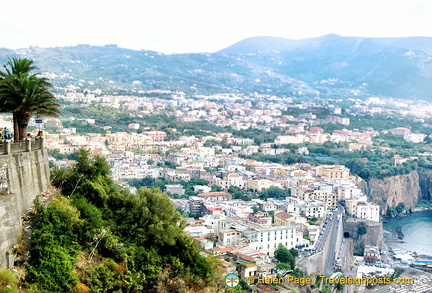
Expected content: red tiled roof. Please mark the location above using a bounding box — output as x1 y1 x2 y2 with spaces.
194 237 207 241
293 172 306 176
198 191 229 197
276 211 294 220
212 247 232 253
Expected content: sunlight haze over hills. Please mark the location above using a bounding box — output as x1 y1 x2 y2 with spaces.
1 0 432 53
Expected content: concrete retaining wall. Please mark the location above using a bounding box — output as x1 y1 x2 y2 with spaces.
298 251 324 276
0 146 50 267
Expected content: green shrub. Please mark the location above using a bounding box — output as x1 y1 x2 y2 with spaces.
0 269 18 293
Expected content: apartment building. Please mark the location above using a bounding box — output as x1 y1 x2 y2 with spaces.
316 165 350 180
345 200 380 222
216 174 245 189
300 202 326 219
311 190 338 210
364 245 380 262
198 191 232 202
274 211 295 226
141 131 167 142
248 225 305 256
247 179 283 192
186 196 204 216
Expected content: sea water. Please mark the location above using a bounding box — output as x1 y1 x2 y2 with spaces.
383 210 432 256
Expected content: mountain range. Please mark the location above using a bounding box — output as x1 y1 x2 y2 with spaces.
1 34 432 100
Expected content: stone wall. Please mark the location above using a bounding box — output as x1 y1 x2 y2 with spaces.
343 218 383 250
297 251 324 277
0 145 50 268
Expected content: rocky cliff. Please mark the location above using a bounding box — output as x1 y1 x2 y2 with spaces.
417 168 432 201
362 171 420 215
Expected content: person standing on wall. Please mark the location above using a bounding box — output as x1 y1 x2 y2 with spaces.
3 128 9 140
35 130 43 139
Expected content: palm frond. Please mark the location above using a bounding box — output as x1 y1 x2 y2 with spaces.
0 57 61 139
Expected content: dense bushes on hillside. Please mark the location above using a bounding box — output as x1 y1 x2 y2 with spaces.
23 149 226 292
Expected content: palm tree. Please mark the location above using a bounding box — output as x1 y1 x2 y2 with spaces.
0 57 60 141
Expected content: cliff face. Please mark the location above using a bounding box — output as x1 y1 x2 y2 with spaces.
364 171 420 215
417 168 432 201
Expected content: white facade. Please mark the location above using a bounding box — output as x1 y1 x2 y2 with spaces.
274 135 307 145
249 225 301 256
300 202 326 219
216 174 245 189
218 230 242 246
346 200 380 222
334 184 363 200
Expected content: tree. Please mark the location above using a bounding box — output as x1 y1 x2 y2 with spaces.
32 150 218 291
319 284 332 293
276 262 291 271
0 57 60 140
259 187 290 200
211 185 223 192
229 186 250 201
289 248 299 258
358 223 367 235
274 245 295 269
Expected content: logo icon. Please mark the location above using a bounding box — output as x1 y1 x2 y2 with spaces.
225 273 240 288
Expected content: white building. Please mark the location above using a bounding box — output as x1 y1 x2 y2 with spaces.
166 184 185 196
300 202 326 219
404 132 427 143
248 225 307 256
333 184 364 200
216 174 245 189
345 200 380 222
274 135 308 145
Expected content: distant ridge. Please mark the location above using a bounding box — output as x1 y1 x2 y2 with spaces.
219 34 432 54
1 34 432 100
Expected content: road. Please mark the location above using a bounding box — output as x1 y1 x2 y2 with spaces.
324 203 344 277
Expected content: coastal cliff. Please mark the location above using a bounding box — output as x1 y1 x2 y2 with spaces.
358 169 432 215
417 168 432 201
362 171 420 215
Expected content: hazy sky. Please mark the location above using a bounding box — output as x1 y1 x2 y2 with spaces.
2 0 432 54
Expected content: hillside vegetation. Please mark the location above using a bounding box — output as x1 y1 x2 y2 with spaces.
18 150 231 293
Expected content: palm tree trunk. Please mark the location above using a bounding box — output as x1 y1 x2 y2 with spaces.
18 125 28 141
16 112 31 141
13 112 19 141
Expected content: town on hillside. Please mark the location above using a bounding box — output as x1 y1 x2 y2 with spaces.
2 88 432 292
